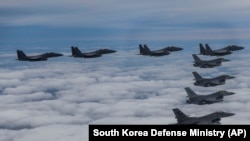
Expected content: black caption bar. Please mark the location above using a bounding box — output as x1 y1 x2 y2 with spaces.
89 125 250 141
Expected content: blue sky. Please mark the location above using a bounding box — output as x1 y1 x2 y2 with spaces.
2 0 250 41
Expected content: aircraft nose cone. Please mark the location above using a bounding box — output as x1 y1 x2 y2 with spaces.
237 46 244 50
221 91 235 96
221 58 230 62
168 46 183 51
223 112 235 117
176 47 183 50
175 47 183 51
228 76 235 79
111 50 117 53
56 53 64 56
225 75 235 79
226 92 235 95
228 92 235 95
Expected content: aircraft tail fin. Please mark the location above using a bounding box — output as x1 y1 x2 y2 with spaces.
17 50 28 60
192 71 203 80
205 44 213 55
74 47 83 56
139 44 145 54
185 87 197 98
143 44 151 54
199 44 206 55
172 108 189 122
71 46 76 56
192 54 201 62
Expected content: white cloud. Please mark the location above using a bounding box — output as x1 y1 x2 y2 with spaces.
0 47 249 140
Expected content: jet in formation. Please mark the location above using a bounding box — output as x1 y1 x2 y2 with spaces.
192 71 235 87
16 50 63 61
199 44 244 56
138 44 183 56
138 44 170 56
184 87 235 105
71 46 116 58
172 108 235 125
192 54 230 68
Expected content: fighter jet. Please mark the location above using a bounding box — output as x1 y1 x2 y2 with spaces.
71 46 102 58
71 46 116 58
192 71 235 87
138 44 170 56
172 108 235 125
192 54 230 68
199 44 229 56
184 87 235 105
199 44 244 56
16 50 63 61
205 44 232 56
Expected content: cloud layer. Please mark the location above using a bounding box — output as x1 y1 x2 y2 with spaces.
0 45 249 140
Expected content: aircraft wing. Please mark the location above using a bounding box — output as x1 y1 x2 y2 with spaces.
200 62 220 68
209 78 226 85
29 55 47 61
195 120 220 125
207 60 221 65
83 52 102 58
193 116 221 125
179 119 200 125
214 48 230 53
192 96 222 104
203 98 223 103
152 50 167 54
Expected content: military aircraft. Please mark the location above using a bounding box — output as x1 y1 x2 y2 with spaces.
199 44 244 56
16 50 63 61
138 44 170 56
138 44 182 56
192 71 235 87
192 54 230 68
184 87 235 105
172 108 235 125
71 46 116 58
